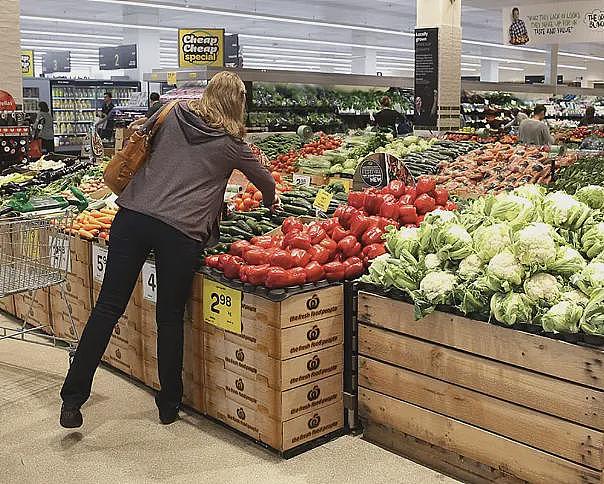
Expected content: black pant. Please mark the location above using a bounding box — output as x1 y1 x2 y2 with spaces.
41 138 54 153
61 208 203 411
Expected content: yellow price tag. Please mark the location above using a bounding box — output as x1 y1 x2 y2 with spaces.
329 177 352 193
167 71 177 86
151 73 159 81
203 279 242 334
188 72 198 79
313 189 333 213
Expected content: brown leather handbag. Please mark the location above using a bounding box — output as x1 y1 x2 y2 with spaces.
103 100 179 195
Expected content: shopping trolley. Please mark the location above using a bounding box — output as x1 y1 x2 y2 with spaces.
0 209 80 358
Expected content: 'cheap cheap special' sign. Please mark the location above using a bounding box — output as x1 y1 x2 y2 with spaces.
178 29 224 68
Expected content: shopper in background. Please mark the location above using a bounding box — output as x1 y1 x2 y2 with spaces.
503 107 528 131
519 104 554 146
60 72 277 429
101 92 115 117
373 96 402 136
579 106 604 126
33 101 54 153
96 92 116 139
146 92 162 118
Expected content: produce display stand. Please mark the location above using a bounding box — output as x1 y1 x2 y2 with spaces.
356 288 603 484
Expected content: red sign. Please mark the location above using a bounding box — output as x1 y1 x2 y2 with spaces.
0 90 17 111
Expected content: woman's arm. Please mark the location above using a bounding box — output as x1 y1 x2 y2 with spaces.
230 142 276 207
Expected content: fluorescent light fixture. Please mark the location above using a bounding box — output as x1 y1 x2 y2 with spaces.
22 45 99 53
239 34 414 53
21 15 176 32
244 46 352 57
464 54 543 66
379 66 414 71
22 38 116 47
86 0 414 37
463 39 545 54
498 66 524 71
244 53 351 64
559 51 604 62
558 64 588 70
21 30 124 41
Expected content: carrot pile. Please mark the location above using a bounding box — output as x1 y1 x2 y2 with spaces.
65 207 117 240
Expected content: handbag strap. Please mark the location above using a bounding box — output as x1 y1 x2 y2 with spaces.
148 100 179 139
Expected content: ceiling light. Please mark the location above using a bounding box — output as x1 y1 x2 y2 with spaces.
239 34 414 53
244 46 352 57
498 66 524 71
21 15 176 32
558 64 588 70
376 55 414 62
559 51 604 62
22 38 116 47
86 0 414 37
22 45 99 53
21 30 124 41
463 39 545 54
244 53 351 64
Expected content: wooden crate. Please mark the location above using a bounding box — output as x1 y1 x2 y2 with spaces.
0 296 15 316
357 291 604 484
14 288 52 333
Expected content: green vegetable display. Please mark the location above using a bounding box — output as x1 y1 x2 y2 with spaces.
551 153 604 194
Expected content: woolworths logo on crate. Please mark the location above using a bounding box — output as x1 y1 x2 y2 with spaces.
306 294 320 310
306 325 321 341
307 414 321 429
235 348 245 362
236 407 246 420
307 385 321 402
307 355 321 371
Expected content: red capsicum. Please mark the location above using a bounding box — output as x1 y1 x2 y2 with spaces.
281 217 304 235
344 259 365 279
246 264 270 286
250 235 275 249
229 240 251 257
369 216 399 231
239 265 251 283
319 237 338 255
269 249 295 269
361 226 385 246
433 187 449 206
205 254 221 268
265 267 291 288
387 180 406 198
335 205 360 229
379 201 399 221
287 267 307 285
414 193 436 214
323 261 346 281
309 244 332 264
308 224 327 244
320 217 339 237
304 261 325 282
398 194 414 205
347 191 366 209
288 232 312 250
291 248 311 267
338 235 362 258
398 205 418 224
364 192 385 215
362 243 386 261
243 248 270 265
350 215 371 238
331 226 350 242
218 254 234 270
223 256 244 279
405 187 417 203
416 175 436 196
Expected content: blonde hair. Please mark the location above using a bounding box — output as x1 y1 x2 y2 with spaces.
188 71 246 139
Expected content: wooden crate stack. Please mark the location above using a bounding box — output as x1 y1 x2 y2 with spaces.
203 280 345 452
357 291 604 484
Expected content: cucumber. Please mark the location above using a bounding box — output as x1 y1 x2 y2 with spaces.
282 204 310 216
220 220 237 227
229 227 254 239
219 235 236 243
246 219 261 235
238 220 254 234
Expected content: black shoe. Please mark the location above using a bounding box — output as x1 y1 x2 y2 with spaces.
60 405 83 429
158 408 180 425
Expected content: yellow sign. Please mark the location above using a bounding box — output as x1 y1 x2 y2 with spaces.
21 50 34 78
203 278 241 334
167 71 177 86
329 177 352 193
313 189 334 213
178 28 224 68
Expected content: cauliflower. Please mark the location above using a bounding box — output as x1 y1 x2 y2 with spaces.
486 249 525 290
514 223 557 268
419 271 456 302
523 272 561 305
458 254 484 281
472 223 513 262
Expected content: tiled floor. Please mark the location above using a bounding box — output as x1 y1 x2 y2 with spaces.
0 314 458 484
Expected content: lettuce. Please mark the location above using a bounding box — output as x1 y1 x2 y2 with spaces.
575 185 604 210
472 223 513 262
541 300 582 334
417 210 457 253
513 223 557 269
581 222 604 260
456 276 493 316
561 288 590 307
579 288 604 336
542 191 592 230
490 292 533 326
486 249 525 291
523 272 561 305
384 226 420 259
547 246 587 276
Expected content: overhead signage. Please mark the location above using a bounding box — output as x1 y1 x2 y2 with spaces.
525 75 564 85
178 28 225 68
21 50 34 78
503 2 604 46
224 33 241 67
43 51 70 74
99 44 137 70
414 28 439 129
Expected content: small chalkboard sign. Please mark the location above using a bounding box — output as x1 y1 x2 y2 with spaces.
353 153 390 191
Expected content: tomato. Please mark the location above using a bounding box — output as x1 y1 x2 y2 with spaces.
243 198 255 209
253 191 263 201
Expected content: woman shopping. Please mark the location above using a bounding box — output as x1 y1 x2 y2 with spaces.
60 72 276 428
33 101 54 153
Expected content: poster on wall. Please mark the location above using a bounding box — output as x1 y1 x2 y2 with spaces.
414 27 439 129
21 50 34 78
99 44 137 70
503 1 604 46
178 29 225 68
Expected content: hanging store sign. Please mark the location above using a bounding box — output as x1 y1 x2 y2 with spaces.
43 51 70 74
414 28 439 130
503 2 604 46
99 44 137 70
21 50 34 78
178 28 225 68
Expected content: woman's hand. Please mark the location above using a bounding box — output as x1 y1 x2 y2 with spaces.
270 194 282 213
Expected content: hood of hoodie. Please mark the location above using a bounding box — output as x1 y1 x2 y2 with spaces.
174 101 228 144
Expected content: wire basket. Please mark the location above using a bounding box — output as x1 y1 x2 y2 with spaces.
0 211 75 298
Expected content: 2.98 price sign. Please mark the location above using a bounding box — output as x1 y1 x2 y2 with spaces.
203 279 241 334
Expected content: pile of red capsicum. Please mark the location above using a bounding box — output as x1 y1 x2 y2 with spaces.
204 215 389 288
346 176 456 227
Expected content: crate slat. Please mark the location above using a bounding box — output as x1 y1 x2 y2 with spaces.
359 356 602 468
358 292 604 390
359 324 603 430
359 388 601 484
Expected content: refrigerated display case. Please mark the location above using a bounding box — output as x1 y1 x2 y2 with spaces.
23 79 140 152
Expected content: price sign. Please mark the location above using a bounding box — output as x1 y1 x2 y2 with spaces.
203 279 241 333
313 189 333 212
49 235 71 271
92 244 109 283
142 261 157 304
167 72 177 86
292 174 311 187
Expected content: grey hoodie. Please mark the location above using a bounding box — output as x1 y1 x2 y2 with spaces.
117 102 275 244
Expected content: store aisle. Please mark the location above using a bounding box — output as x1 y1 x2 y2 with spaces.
0 318 456 484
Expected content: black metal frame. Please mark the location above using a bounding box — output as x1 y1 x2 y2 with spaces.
343 280 361 434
